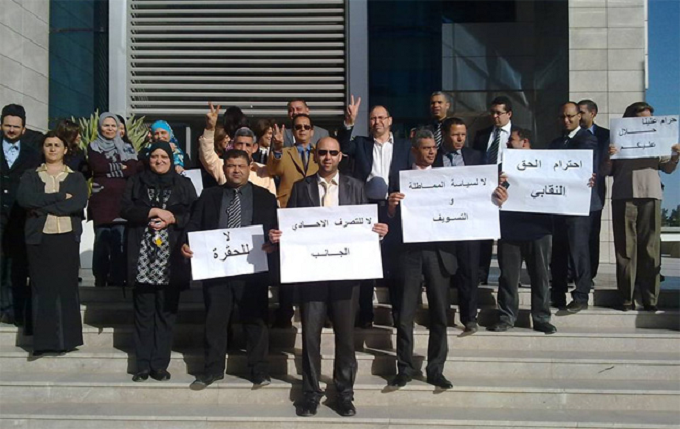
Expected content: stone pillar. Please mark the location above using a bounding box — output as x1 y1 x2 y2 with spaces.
0 0 50 131
568 0 646 265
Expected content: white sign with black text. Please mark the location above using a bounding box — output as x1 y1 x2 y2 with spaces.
610 115 679 159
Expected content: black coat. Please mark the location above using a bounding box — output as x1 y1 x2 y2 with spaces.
121 172 198 288
287 173 367 208
590 124 610 204
337 126 414 195
434 146 484 167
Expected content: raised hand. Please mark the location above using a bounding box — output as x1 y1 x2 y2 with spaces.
272 124 285 150
206 102 221 131
345 94 362 127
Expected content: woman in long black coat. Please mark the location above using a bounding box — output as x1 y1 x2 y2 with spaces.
120 141 197 382
17 131 88 355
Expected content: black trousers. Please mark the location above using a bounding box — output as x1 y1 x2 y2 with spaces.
133 284 180 372
202 275 269 377
477 239 493 283
551 215 592 303
589 209 603 280
299 281 357 402
455 240 480 325
395 248 450 378
274 284 295 324
497 236 551 326
0 214 30 328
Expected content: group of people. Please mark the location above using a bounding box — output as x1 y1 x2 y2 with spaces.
0 92 677 417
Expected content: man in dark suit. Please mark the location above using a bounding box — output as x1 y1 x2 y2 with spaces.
578 99 610 283
472 96 514 285
338 97 414 328
489 127 556 334
1 104 40 327
433 117 484 335
282 99 330 147
549 102 601 313
269 137 388 417
429 92 451 148
182 149 278 390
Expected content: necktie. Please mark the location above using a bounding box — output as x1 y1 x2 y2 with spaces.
434 122 443 148
446 152 455 166
487 128 501 164
227 190 241 228
320 181 331 207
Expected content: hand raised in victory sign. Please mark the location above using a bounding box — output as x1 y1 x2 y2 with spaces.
271 123 285 151
206 102 221 131
345 94 362 127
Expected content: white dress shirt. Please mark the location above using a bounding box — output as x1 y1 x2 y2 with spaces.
317 172 340 207
484 121 512 164
367 133 394 185
2 139 21 168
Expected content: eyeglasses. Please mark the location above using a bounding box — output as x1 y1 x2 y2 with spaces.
370 116 390 122
489 110 508 116
317 150 339 156
294 124 312 131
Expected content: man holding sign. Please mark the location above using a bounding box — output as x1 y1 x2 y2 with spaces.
181 149 278 390
269 137 388 418
602 102 679 311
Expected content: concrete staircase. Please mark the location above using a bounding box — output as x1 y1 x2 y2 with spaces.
1 267 679 428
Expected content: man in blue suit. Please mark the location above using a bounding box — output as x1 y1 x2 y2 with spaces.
337 97 413 327
549 102 601 313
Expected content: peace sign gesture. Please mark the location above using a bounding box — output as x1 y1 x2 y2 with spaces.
272 123 285 150
206 102 221 131
345 94 362 127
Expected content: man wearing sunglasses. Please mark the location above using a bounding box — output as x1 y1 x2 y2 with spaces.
282 99 330 147
268 137 388 418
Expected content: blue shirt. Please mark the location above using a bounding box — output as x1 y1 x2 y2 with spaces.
441 148 465 167
2 139 21 168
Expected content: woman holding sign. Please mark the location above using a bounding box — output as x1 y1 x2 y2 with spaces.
121 141 197 382
604 102 680 311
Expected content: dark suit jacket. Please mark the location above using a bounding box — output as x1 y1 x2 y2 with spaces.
287 173 367 209
471 126 493 154
548 128 602 212
337 126 414 195
590 124 610 205
434 146 484 168
185 183 279 281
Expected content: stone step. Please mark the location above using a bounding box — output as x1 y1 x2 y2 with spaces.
69 301 680 330
3 324 679 353
75 284 680 308
1 372 678 411
1 345 678 381
2 402 679 429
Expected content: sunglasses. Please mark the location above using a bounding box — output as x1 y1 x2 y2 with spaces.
294 124 312 131
317 149 339 156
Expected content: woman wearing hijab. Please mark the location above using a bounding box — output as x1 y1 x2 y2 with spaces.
17 132 88 355
88 113 140 287
147 120 187 173
121 141 197 382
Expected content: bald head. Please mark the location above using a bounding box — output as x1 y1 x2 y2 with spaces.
315 137 342 178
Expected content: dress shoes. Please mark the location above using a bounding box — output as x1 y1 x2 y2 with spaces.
357 319 373 329
621 302 635 312
296 398 319 417
533 322 557 335
643 305 658 312
462 322 478 335
488 322 513 332
150 369 171 381
132 370 150 382
252 372 271 387
427 374 453 389
565 300 588 313
189 373 224 391
388 373 412 388
336 398 356 417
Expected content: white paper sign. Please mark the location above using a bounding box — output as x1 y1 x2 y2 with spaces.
277 205 383 284
399 165 500 243
182 169 204 196
501 149 593 216
188 225 268 280
610 115 679 159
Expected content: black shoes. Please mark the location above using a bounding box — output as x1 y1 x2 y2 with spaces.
252 372 271 387
388 373 412 388
190 373 224 391
336 398 356 417
643 305 658 312
565 300 588 313
356 319 373 329
533 322 557 335
462 322 478 336
621 302 635 312
132 370 150 382
427 374 453 389
150 369 171 381
488 322 513 332
296 398 319 417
